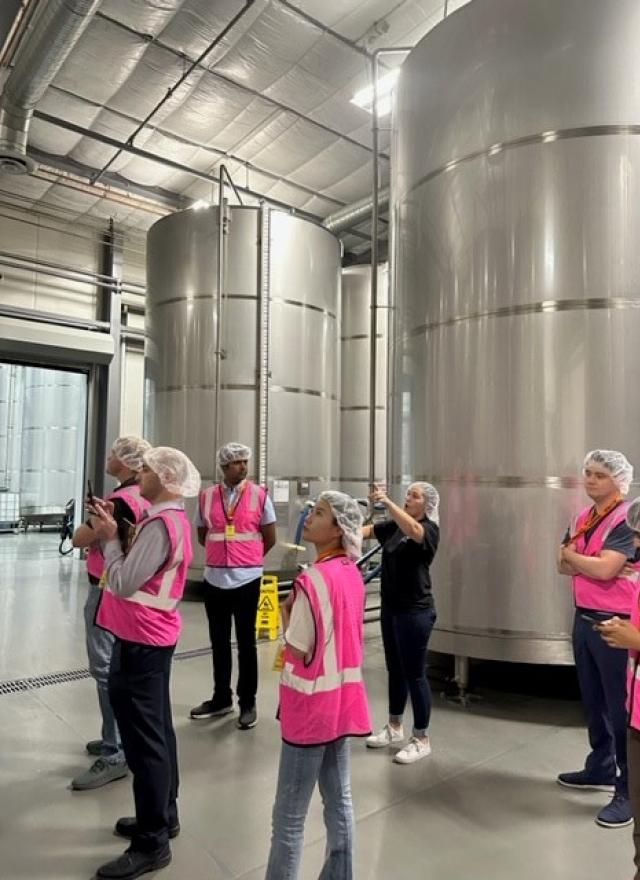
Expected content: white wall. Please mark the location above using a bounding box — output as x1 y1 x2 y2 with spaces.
0 202 148 437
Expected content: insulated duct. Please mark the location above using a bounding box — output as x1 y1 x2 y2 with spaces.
0 0 101 174
322 187 390 234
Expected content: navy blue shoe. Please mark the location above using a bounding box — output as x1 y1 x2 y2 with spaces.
557 769 615 792
595 794 633 828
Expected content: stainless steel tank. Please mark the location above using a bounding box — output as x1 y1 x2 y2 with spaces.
146 205 341 581
390 0 640 664
340 265 388 501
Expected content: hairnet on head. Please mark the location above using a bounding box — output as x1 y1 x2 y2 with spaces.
144 447 201 497
111 436 151 472
409 482 440 525
626 497 640 533
217 442 252 468
317 490 364 561
583 449 634 497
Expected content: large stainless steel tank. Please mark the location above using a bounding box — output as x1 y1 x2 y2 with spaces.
146 205 341 580
390 0 640 664
340 265 388 500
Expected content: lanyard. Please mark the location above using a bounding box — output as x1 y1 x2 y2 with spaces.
219 481 246 523
567 496 622 545
314 549 347 564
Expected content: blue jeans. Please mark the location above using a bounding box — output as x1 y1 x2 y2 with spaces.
573 610 628 794
265 739 354 880
84 581 125 764
380 607 436 735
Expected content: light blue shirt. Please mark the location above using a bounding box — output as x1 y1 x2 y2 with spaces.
195 482 276 589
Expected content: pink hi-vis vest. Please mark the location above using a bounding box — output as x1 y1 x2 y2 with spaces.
571 501 636 614
627 585 640 731
96 507 193 647
86 484 150 579
199 480 267 568
279 556 372 746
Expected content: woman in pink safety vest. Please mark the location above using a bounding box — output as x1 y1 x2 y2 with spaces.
88 446 200 880
70 435 151 792
597 496 640 879
558 449 636 829
265 491 371 880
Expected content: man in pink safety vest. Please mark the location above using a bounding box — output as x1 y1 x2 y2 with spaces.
557 449 636 829
190 441 276 730
89 446 200 880
70 435 151 791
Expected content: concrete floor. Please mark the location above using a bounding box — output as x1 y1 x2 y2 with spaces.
0 533 634 879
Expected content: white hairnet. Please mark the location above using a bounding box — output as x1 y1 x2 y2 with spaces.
144 447 201 497
111 436 151 472
410 481 440 525
317 490 364 560
217 442 252 468
626 497 640 533
583 449 634 497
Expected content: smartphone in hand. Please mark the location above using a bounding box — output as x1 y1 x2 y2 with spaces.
87 479 95 506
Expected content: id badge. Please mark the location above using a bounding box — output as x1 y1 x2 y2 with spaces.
225 523 236 539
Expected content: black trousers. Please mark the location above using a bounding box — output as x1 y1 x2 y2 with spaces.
203 577 261 710
109 639 178 853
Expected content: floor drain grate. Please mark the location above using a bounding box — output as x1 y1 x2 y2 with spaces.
0 646 213 696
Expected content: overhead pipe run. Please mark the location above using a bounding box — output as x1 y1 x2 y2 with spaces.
92 0 256 184
0 0 101 174
322 188 390 234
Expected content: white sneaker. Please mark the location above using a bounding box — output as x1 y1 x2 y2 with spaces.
393 736 432 764
366 724 404 749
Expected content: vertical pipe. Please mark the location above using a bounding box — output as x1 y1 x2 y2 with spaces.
214 166 226 463
369 53 380 494
257 205 271 486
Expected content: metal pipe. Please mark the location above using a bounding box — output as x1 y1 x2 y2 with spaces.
0 303 110 332
95 11 389 164
275 0 372 58
369 52 380 496
322 188 390 234
369 47 413 494
257 205 271 486
0 0 101 173
92 0 256 184
214 168 227 466
0 248 145 292
221 165 244 206
33 111 317 226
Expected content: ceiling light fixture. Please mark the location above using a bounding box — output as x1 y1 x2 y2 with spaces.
191 199 210 210
351 69 400 117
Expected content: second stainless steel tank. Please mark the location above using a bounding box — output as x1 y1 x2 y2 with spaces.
340 265 388 500
391 0 640 664
146 205 341 578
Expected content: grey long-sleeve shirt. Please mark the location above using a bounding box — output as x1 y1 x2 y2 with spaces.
102 500 184 598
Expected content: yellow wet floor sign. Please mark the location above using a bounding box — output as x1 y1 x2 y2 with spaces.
256 574 279 640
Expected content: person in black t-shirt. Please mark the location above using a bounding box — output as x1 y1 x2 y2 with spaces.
362 481 440 765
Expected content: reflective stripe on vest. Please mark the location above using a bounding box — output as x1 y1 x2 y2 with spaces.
280 566 364 695
123 508 185 612
207 531 262 543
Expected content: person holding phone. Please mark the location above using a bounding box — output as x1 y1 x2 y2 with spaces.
556 449 636 828
70 436 151 790
597 497 640 879
363 481 440 764
89 446 200 880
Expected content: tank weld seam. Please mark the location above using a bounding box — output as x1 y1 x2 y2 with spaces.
390 475 590 489
434 624 570 641
399 123 640 199
271 297 337 320
409 296 640 335
270 385 338 400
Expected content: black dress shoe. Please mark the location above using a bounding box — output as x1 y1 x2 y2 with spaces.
96 845 171 879
114 816 180 840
